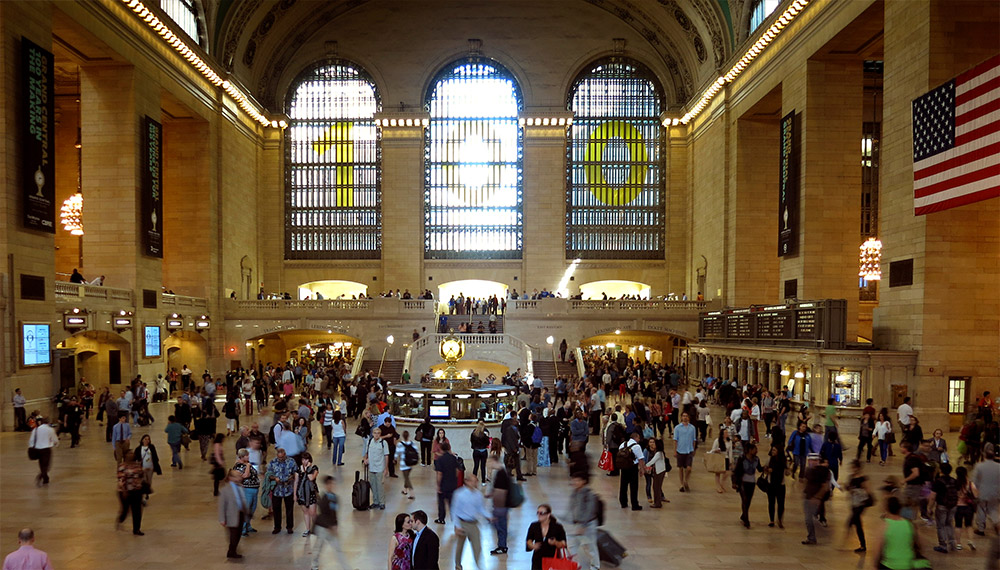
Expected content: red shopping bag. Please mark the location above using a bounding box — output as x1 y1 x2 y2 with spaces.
598 449 614 472
543 549 579 570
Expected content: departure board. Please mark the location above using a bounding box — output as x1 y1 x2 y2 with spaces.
698 300 846 349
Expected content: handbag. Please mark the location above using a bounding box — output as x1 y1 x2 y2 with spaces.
27 429 39 460
180 433 191 447
598 449 614 472
703 452 726 474
756 473 769 493
542 548 580 570
886 431 896 444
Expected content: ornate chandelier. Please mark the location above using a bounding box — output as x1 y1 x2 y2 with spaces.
60 192 84 236
859 237 882 280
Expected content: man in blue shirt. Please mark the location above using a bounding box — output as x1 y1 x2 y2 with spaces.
111 413 132 463
673 412 697 492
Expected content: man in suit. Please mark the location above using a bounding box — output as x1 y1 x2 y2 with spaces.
218 469 250 559
410 510 440 570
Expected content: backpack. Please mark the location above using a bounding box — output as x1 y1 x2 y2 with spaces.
507 477 525 508
531 425 543 445
403 442 419 467
268 422 278 444
939 476 959 508
616 441 637 467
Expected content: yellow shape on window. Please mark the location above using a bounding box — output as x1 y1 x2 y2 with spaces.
312 122 354 207
583 121 648 205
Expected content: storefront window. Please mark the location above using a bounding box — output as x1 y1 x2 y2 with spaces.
831 370 862 407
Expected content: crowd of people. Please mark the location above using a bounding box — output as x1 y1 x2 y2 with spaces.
12 347 1000 569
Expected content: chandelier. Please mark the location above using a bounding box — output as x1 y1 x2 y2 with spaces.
859 237 882 280
60 192 84 235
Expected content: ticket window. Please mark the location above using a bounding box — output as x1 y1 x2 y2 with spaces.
831 371 862 408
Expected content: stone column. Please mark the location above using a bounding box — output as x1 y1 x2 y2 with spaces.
380 117 428 291
521 117 570 293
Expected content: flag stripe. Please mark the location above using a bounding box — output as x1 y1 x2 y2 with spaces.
915 184 1000 214
954 119 1000 147
914 139 1000 182
955 97 1000 127
956 75 1000 106
915 129 1000 170
915 162 1000 197
957 55 1000 86
957 85 1000 116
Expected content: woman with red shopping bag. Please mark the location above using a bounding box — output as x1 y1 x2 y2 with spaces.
526 503 570 570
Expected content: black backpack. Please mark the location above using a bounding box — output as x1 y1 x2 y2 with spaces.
939 476 959 508
403 442 419 466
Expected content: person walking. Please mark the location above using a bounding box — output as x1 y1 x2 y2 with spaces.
526 503 567 570
645 438 668 508
487 459 511 556
501 419 525 482
433 440 459 524
311 475 348 570
874 412 893 466
734 443 762 528
104 396 119 442
875 497 932 570
470 421 490 481
673 411 697 492
567 473 600 570
972 442 999 540
219 469 251 560
116 451 145 535
2 528 53 570
801 453 831 545
164 415 188 470
929 461 959 553
617 431 645 510
765 444 787 528
297 452 320 536
268 447 299 534
396 431 417 501
28 417 58 487
233 448 260 536
111 413 132 464
363 427 390 510
417 416 435 466
451 474 491 570
845 459 874 552
330 410 347 466
133 435 162 503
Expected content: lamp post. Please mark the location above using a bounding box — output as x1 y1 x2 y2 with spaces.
546 336 557 376
378 334 394 379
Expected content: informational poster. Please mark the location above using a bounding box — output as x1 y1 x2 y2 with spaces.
778 110 798 256
22 38 55 233
144 325 161 358
22 323 51 366
141 116 163 257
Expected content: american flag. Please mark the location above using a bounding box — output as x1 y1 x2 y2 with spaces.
912 54 1000 215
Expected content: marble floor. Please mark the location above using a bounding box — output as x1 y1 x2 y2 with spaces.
1 401 994 570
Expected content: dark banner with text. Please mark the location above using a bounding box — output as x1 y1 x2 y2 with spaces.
141 116 163 258
22 37 55 233
778 110 798 257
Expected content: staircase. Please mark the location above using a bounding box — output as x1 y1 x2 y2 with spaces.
438 314 504 334
358 360 406 383
531 359 578 390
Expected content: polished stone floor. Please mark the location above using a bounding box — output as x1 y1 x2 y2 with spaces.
0 400 993 569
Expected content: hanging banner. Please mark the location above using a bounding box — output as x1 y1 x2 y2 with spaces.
22 37 55 233
141 116 163 258
778 110 798 256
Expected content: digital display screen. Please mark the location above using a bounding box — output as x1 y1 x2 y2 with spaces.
22 323 50 366
428 402 450 419
144 325 161 358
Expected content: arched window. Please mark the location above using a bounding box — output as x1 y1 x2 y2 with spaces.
161 0 202 45
424 59 523 259
285 62 381 259
566 58 665 259
749 0 781 33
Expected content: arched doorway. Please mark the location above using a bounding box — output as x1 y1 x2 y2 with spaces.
164 330 208 379
436 280 508 313
297 280 369 300
579 280 651 300
577 330 689 367
246 329 362 368
57 330 132 389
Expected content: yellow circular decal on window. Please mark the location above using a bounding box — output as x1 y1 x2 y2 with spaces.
584 121 648 205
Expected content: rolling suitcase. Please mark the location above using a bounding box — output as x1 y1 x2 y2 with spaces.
597 528 627 566
352 469 371 510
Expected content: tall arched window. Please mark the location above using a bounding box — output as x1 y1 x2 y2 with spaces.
424 59 523 259
285 62 381 259
749 0 781 33
567 58 665 259
161 0 202 45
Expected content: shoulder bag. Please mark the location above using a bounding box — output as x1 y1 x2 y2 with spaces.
27 428 39 461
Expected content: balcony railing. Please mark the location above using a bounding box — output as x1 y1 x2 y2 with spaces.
234 299 370 311
506 298 707 316
162 293 208 308
55 282 134 304
226 297 435 319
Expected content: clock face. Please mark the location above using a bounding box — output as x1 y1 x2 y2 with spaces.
34 168 45 186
